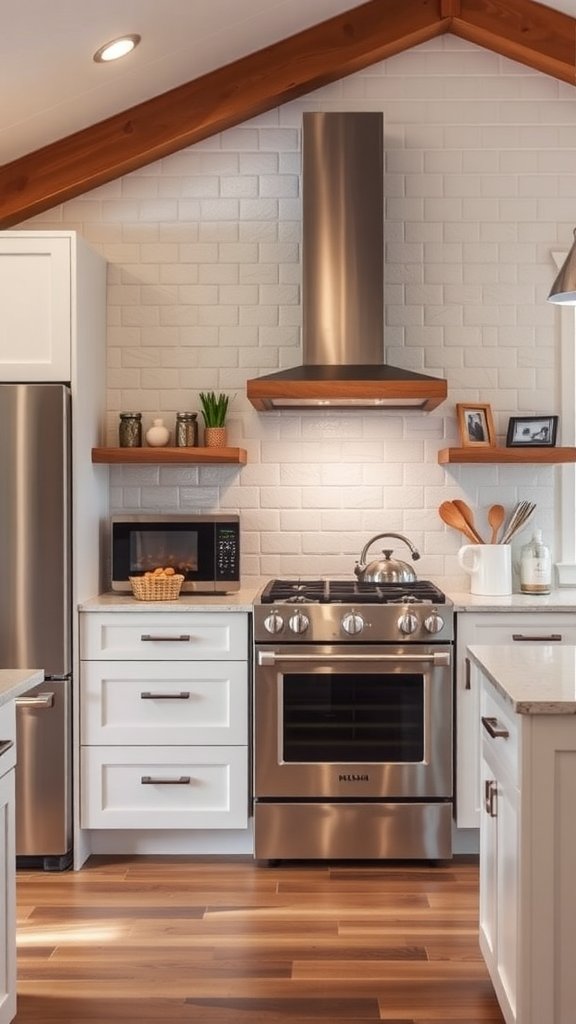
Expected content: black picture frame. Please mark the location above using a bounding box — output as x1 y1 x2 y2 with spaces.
506 415 558 448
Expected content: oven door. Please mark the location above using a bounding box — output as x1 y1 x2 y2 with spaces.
254 643 452 800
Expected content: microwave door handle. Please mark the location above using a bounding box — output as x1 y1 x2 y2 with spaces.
257 651 450 667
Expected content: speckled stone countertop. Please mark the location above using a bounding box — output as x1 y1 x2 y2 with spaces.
0 670 43 707
468 644 576 714
448 588 576 611
79 587 261 613
80 586 576 614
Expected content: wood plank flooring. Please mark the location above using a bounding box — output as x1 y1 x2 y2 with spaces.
14 855 505 1024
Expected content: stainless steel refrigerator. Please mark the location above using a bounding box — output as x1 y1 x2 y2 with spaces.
0 384 73 870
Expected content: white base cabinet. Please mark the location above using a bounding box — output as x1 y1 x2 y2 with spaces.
79 611 249 837
0 704 16 1024
455 611 576 829
476 665 576 1024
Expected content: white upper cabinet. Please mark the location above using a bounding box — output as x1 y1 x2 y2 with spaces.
0 232 104 383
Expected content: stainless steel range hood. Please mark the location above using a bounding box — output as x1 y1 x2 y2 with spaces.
247 112 447 411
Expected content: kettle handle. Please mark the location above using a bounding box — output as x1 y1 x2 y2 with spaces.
357 532 421 566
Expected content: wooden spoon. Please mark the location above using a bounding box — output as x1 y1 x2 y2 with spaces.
487 503 505 544
438 500 483 545
452 499 484 544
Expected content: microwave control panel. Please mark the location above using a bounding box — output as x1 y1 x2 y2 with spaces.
216 526 240 580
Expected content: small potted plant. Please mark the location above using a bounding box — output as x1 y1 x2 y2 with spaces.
199 391 230 448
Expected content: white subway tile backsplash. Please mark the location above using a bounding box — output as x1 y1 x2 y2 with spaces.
23 34 574 585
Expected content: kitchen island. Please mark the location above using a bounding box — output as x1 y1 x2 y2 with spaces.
0 669 43 1024
467 644 576 1024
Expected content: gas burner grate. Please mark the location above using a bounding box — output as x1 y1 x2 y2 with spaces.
259 579 447 605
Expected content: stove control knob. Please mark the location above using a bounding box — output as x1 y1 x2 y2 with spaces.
342 613 365 636
424 612 445 635
264 612 284 635
398 611 419 635
289 611 310 634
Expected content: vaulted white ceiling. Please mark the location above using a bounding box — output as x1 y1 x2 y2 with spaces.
1 0 573 165
1 0 368 163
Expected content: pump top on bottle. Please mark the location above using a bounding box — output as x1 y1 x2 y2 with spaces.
519 529 551 594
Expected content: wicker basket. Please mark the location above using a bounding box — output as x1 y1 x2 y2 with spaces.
129 574 184 601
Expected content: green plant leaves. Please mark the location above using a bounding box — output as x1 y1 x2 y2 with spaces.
199 391 230 427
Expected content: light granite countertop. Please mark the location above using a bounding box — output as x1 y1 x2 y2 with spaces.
80 585 576 614
447 588 576 611
0 669 44 707
467 644 576 714
79 587 261 613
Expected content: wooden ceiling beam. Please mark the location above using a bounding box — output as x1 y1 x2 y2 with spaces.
0 0 574 229
451 0 575 83
0 0 446 228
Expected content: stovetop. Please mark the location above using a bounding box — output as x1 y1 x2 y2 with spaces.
258 578 447 605
254 578 453 644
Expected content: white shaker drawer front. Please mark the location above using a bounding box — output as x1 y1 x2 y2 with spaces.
80 661 247 745
80 612 248 661
462 612 576 647
81 746 248 830
480 681 519 786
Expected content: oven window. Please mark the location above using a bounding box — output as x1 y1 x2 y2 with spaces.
130 529 198 574
282 673 424 763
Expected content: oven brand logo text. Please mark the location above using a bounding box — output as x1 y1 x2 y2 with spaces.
339 773 370 782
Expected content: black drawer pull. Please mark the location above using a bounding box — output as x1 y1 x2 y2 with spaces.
512 634 562 642
484 779 497 817
140 691 191 700
482 715 510 740
140 634 191 642
0 740 14 757
141 775 191 785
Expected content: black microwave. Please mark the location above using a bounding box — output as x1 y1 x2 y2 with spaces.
111 514 240 593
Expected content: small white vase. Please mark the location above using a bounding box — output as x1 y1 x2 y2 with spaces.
145 418 170 447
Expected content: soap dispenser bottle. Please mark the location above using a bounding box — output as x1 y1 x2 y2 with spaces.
519 529 551 594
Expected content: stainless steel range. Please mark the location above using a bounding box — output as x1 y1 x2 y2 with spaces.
253 576 454 862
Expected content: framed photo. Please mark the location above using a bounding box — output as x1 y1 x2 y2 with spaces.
506 415 558 448
456 403 496 448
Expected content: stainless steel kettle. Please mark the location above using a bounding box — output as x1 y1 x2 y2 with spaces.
354 532 421 584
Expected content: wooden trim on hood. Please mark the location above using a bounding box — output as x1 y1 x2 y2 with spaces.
0 0 574 228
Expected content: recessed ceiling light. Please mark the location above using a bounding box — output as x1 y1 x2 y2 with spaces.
93 34 141 63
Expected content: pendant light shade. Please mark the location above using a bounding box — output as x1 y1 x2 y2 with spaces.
548 228 576 304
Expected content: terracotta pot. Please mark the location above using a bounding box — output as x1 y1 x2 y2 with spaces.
203 426 227 448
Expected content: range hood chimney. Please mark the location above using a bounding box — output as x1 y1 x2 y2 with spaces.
247 112 447 411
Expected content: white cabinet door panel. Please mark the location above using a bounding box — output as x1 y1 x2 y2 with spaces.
0 235 71 381
0 768 15 1024
81 746 248 829
80 612 248 661
80 660 247 745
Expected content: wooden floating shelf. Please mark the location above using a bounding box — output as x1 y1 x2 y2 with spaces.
92 446 247 465
438 446 576 465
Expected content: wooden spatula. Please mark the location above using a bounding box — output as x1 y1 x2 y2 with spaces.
487 504 505 544
438 501 483 544
452 499 484 544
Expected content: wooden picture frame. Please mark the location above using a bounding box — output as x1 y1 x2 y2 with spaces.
456 403 496 448
506 415 558 448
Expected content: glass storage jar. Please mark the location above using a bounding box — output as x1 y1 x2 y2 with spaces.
175 412 198 447
118 412 142 447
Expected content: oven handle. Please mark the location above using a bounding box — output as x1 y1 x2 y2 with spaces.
257 650 451 667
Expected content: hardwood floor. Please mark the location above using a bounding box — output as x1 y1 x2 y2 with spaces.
14 855 504 1023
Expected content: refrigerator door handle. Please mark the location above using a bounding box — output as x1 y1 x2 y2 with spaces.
15 692 55 709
